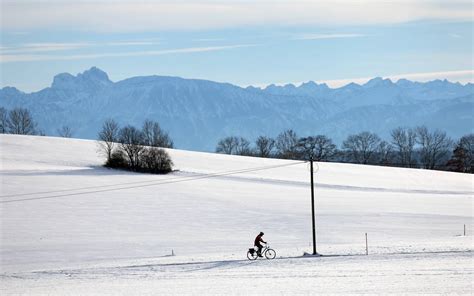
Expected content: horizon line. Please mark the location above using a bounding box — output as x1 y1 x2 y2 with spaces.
1 68 473 93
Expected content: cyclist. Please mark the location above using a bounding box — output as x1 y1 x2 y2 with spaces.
254 232 267 257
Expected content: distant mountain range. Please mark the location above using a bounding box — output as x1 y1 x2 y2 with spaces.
1 67 473 151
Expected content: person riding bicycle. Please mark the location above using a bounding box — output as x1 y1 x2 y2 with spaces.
254 232 267 257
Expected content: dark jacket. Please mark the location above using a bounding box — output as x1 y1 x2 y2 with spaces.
254 234 266 246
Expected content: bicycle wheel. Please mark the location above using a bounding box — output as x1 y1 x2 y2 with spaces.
265 248 276 259
247 250 258 260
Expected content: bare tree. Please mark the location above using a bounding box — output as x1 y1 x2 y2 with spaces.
57 125 73 138
255 136 275 158
119 125 145 170
216 136 239 154
390 127 417 167
342 131 381 164
235 137 252 155
377 140 394 165
0 107 8 133
416 126 453 169
275 129 299 159
98 119 120 163
215 136 251 155
297 135 336 161
7 108 37 135
142 119 173 148
142 119 155 145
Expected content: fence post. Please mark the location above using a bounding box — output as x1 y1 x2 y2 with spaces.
464 224 466 236
365 233 368 255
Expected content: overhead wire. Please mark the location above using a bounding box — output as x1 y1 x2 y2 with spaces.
1 160 307 204
0 161 306 199
0 167 249 199
0 174 184 198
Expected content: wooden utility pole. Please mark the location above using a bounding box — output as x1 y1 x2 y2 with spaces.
310 157 317 255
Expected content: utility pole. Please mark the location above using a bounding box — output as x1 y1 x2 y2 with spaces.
310 157 317 255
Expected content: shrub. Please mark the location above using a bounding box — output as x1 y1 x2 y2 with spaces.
140 147 173 174
106 150 128 168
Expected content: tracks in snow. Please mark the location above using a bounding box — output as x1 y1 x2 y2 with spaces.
2 249 471 281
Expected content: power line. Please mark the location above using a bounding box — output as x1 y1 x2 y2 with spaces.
0 172 205 199
2 161 306 203
0 161 305 199
1 161 306 204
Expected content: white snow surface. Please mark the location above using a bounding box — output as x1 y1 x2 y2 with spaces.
1 134 473 295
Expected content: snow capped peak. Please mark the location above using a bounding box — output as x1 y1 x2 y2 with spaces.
79 67 111 83
52 67 112 90
300 81 329 91
261 81 330 96
51 73 76 89
364 77 393 88
425 79 451 87
262 83 297 91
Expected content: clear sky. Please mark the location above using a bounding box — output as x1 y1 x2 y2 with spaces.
0 0 472 92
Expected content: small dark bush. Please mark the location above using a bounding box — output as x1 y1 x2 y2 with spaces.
106 150 128 168
140 147 173 174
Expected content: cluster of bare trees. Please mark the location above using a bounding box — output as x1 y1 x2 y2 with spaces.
97 119 174 174
0 107 40 135
216 129 337 161
341 127 457 170
215 127 474 173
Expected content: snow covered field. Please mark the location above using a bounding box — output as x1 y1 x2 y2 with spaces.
1 135 473 295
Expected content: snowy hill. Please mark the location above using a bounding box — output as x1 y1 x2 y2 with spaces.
1 67 473 151
1 135 473 294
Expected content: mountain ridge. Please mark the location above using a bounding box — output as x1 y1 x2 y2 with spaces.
1 67 473 151
4 67 473 95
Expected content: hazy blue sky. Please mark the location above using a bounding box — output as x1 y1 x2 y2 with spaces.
1 0 472 92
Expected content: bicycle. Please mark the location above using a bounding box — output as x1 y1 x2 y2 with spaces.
247 243 276 260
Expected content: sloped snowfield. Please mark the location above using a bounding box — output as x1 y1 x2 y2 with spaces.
1 135 473 295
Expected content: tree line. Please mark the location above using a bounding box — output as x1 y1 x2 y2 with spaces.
215 128 474 173
97 119 174 174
